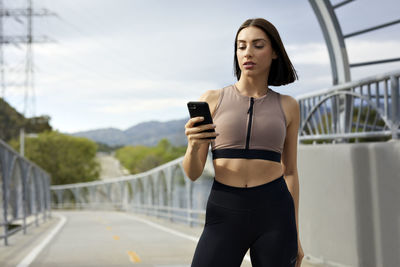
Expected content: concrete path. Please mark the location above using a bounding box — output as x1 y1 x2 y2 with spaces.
96 152 130 179
1 210 320 266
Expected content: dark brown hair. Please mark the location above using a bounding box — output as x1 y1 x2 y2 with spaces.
234 18 298 86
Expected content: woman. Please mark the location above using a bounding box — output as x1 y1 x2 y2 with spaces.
183 18 304 267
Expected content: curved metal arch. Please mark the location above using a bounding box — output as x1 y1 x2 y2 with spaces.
97 184 109 203
34 170 46 213
144 175 155 206
51 191 59 205
133 179 145 205
121 180 134 209
78 186 90 204
171 164 186 186
309 0 351 85
300 91 392 136
8 154 19 180
155 173 168 206
110 182 124 206
8 156 24 219
25 165 37 215
61 189 76 208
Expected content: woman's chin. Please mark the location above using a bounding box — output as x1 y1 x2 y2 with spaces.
241 70 262 78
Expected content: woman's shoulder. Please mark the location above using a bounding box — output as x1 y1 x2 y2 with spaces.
199 88 221 102
199 85 229 116
279 93 298 105
278 92 299 110
277 92 300 126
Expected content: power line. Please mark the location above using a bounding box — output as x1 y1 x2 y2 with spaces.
0 0 56 118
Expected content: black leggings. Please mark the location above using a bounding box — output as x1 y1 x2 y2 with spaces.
191 175 298 267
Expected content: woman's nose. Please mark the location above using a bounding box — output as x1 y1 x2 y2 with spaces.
244 47 253 57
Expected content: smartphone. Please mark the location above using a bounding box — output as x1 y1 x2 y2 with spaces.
187 101 216 139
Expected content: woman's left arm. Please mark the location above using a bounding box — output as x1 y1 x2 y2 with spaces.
281 94 300 236
281 94 304 267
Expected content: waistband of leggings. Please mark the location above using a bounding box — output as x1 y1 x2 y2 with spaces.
212 175 284 193
209 175 286 210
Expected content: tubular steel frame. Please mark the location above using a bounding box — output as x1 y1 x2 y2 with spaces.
296 70 400 143
0 138 51 245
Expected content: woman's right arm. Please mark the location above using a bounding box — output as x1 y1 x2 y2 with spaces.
182 90 219 181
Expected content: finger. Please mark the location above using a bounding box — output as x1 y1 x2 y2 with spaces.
191 131 219 140
185 116 204 128
197 123 216 131
189 124 216 134
185 125 216 136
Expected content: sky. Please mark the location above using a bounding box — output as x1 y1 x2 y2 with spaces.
3 0 400 133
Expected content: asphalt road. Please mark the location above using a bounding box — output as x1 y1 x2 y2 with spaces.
1 211 319 267
96 152 130 180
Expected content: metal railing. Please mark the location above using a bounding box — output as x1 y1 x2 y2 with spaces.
296 70 400 143
51 153 215 227
0 138 51 245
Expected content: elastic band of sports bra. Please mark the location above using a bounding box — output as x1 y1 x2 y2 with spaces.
211 148 281 162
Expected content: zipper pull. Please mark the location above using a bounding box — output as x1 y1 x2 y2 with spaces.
247 97 254 114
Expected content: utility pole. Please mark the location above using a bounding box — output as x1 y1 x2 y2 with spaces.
0 0 55 155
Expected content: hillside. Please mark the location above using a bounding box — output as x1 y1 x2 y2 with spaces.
0 98 52 141
70 118 189 147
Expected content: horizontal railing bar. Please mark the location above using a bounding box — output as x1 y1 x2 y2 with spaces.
51 155 187 189
296 70 400 100
4 225 23 237
299 130 394 140
350 57 400 68
332 0 355 9
343 18 400 38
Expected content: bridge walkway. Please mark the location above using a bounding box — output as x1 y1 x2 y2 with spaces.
0 210 321 267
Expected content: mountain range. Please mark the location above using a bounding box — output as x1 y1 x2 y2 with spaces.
70 118 190 147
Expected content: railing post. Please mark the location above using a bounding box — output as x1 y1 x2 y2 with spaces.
391 75 399 139
22 164 28 234
47 176 52 218
2 149 10 246
2 176 8 245
186 180 193 227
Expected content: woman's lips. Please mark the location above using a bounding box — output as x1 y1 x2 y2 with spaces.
244 62 255 69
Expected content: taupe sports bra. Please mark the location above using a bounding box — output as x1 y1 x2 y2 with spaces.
210 84 287 163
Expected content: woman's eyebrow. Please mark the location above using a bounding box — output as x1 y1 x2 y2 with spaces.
237 38 267 43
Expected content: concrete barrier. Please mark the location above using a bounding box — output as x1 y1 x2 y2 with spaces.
298 140 400 267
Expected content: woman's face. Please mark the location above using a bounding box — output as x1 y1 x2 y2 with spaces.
236 26 277 78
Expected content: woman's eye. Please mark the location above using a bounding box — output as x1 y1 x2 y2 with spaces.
238 46 246 50
255 46 264 49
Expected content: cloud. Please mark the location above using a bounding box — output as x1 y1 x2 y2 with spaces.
286 43 330 65
95 98 186 114
346 40 400 62
285 39 400 67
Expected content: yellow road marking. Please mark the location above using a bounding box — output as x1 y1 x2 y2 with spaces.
106 226 112 231
127 250 141 263
113 235 120 240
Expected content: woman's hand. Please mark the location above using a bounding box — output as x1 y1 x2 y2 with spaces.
184 116 218 150
295 240 304 267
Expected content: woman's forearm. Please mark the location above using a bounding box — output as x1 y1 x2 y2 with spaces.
182 145 205 181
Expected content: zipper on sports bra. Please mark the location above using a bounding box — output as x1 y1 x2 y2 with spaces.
245 97 254 149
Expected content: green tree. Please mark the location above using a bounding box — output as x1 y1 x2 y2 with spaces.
115 138 187 174
9 130 100 185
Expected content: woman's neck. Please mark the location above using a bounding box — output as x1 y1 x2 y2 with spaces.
235 76 270 98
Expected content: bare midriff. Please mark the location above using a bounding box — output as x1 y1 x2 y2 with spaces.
213 158 284 188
